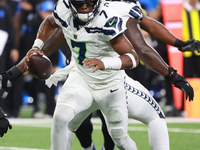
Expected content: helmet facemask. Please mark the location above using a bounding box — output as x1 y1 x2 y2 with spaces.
69 0 101 24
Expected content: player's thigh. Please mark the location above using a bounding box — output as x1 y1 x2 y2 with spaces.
57 71 93 114
125 76 165 124
68 101 98 131
98 81 129 138
98 81 128 123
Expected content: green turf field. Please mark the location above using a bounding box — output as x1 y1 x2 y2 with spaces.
0 119 200 150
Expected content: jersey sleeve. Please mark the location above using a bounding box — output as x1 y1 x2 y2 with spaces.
101 15 126 41
52 0 69 28
104 1 143 23
128 2 143 22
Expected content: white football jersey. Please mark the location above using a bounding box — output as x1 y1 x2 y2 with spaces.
53 0 142 89
102 1 143 23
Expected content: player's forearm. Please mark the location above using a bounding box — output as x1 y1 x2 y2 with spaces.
41 28 66 56
125 18 169 76
140 14 177 46
14 57 28 73
35 15 58 48
16 28 65 74
139 48 169 76
110 34 139 70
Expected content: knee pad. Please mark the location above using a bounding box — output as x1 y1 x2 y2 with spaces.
110 127 125 140
107 106 123 122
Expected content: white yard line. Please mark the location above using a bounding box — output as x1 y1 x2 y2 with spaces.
9 117 200 125
92 125 200 134
0 147 48 150
9 118 200 134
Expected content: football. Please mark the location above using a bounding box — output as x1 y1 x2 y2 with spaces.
27 53 53 80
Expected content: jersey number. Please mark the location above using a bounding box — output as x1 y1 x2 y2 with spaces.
71 40 87 66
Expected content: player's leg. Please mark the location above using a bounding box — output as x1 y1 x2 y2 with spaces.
75 113 96 150
73 110 114 150
98 110 115 150
51 105 75 150
50 71 93 150
125 75 169 150
98 80 137 150
68 101 98 150
66 130 74 150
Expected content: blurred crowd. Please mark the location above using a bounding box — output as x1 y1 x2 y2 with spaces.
0 0 199 118
0 0 61 118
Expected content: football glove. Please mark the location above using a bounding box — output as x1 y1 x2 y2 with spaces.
0 66 22 98
165 67 194 101
0 107 12 137
174 39 200 52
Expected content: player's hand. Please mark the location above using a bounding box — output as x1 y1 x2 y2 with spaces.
83 58 105 73
177 39 200 52
165 67 194 101
0 117 12 137
0 108 12 137
0 66 22 98
25 48 44 70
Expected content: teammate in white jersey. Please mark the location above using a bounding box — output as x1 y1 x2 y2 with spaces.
0 0 195 150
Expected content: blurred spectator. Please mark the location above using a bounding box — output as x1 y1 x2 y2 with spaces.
0 0 20 117
2 0 21 46
178 0 200 115
183 0 200 78
20 0 58 118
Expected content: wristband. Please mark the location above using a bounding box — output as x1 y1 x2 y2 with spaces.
174 39 185 47
32 39 44 50
101 57 122 70
164 67 180 83
6 66 22 80
124 53 137 68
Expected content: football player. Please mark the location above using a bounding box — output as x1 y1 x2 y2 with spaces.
0 107 12 137
25 0 141 149
0 0 196 150
39 0 142 149
43 1 194 150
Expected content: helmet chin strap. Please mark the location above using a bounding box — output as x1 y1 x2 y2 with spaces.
77 12 94 23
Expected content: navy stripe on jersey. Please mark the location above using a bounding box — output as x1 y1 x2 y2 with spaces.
124 82 165 119
85 17 123 36
85 27 102 33
129 5 143 21
117 18 123 31
63 0 69 8
53 3 68 28
85 27 124 37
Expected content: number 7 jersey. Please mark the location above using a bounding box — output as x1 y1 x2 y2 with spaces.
53 0 142 89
